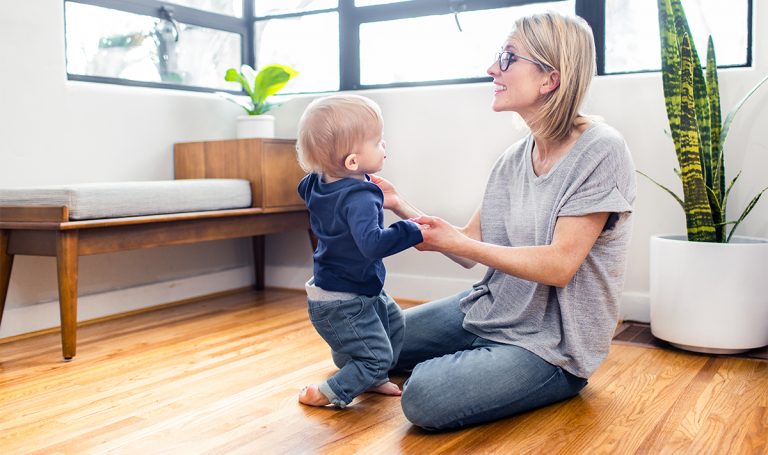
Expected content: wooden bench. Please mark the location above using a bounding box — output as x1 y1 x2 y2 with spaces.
0 138 311 360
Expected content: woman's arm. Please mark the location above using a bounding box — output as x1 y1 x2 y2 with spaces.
370 174 479 268
414 212 610 287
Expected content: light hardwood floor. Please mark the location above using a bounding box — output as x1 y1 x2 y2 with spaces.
1 289 766 454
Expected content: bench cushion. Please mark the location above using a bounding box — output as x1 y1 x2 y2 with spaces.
0 179 252 220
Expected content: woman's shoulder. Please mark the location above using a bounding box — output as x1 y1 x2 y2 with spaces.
582 121 626 146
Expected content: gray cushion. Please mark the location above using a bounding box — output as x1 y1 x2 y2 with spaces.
0 179 252 220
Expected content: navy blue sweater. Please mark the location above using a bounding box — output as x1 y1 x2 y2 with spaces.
298 173 423 296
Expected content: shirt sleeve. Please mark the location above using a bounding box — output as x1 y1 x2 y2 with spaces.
344 188 423 260
558 143 634 218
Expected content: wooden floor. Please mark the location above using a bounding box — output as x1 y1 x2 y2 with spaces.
1 289 767 454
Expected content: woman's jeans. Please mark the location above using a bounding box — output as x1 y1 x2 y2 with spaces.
309 290 404 407
392 290 588 431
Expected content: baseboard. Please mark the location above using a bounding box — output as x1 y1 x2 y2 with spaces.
0 266 255 339
620 291 650 323
0 262 651 339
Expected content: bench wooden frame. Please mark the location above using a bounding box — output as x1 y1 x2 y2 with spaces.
0 206 309 360
0 137 312 360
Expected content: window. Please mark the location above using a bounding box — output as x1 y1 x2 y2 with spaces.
65 0 248 92
605 0 751 74
64 0 753 94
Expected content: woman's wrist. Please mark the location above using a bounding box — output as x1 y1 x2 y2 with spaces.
394 199 422 220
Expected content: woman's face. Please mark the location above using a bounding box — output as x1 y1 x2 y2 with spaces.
487 37 550 116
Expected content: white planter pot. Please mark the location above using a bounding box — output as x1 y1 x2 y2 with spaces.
236 115 275 139
650 234 768 354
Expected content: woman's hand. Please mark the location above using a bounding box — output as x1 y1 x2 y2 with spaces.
370 174 401 211
412 215 467 254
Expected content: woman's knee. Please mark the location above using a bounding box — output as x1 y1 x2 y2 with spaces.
400 377 438 429
400 370 458 431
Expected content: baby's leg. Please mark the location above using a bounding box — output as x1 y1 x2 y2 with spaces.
298 384 331 406
367 381 401 396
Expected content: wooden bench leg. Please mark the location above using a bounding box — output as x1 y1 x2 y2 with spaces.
56 231 79 361
0 230 14 329
252 235 265 290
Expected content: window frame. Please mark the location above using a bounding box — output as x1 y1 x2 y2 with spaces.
64 0 251 93
64 0 754 94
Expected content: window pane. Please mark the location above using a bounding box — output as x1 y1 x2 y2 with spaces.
360 1 574 85
355 0 412 6
167 0 243 17
605 0 748 73
65 3 241 89
254 12 339 93
254 0 337 17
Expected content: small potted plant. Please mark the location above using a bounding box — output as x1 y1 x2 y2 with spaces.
218 64 298 138
643 0 768 353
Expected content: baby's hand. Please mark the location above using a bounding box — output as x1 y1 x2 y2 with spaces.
411 218 431 230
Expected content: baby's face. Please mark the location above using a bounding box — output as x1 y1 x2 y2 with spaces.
353 132 387 175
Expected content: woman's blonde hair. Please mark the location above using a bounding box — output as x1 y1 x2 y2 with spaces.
296 94 384 175
512 12 596 142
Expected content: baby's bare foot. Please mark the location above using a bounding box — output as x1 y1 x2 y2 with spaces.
367 381 402 396
298 385 331 406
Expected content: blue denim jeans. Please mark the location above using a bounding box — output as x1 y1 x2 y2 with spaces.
308 290 404 407
393 290 588 431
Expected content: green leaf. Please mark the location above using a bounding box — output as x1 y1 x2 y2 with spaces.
706 36 724 204
718 73 768 158
254 64 299 104
726 186 768 242
224 68 252 98
678 32 716 242
658 0 682 150
722 170 742 223
637 170 684 208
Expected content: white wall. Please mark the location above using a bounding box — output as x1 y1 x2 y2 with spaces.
1 1 767 338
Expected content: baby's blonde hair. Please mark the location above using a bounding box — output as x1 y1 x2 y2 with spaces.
296 94 384 175
512 12 596 142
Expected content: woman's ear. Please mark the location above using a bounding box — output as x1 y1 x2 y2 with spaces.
540 70 560 95
344 154 359 171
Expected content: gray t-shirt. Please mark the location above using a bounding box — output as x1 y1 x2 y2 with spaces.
460 122 636 378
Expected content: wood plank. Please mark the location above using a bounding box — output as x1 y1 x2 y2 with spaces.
58 208 268 230
55 231 79 360
6 230 58 256
76 211 309 255
0 205 68 223
1 289 767 453
173 142 206 179
262 141 306 208
0 229 12 328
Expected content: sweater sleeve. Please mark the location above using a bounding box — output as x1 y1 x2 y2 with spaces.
297 173 312 202
344 188 423 260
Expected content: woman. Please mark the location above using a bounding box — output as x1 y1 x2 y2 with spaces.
374 12 637 430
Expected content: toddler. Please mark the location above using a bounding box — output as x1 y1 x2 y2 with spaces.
296 95 423 407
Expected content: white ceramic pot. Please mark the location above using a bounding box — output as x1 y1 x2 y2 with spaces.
236 114 275 139
649 234 768 354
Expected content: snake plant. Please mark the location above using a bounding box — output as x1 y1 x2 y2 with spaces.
640 0 768 242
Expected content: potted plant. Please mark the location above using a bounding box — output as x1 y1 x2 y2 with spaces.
642 0 768 353
218 64 298 139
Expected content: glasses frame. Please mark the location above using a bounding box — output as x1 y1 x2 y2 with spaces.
495 51 551 72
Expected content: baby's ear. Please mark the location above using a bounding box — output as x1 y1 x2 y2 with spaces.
344 154 359 171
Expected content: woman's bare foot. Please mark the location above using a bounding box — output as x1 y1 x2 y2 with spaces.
298 385 331 406
367 381 402 396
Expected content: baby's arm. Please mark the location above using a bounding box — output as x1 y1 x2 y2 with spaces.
345 191 423 259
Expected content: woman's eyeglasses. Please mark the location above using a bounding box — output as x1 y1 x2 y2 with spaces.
495 51 551 72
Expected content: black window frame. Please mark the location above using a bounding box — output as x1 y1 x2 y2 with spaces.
64 0 753 94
